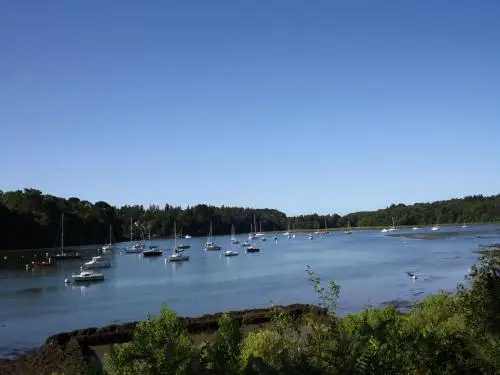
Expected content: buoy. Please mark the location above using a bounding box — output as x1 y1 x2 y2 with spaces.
64 278 70 284
3 256 7 260
25 264 30 270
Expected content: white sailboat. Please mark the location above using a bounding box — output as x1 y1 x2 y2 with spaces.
168 222 189 262
431 219 441 231
224 225 239 257
248 216 258 240
314 222 321 235
461 220 468 228
255 218 264 237
205 221 221 251
231 224 240 244
344 220 352 235
101 225 115 252
52 213 81 260
125 218 144 253
387 217 397 232
176 227 191 250
283 222 291 237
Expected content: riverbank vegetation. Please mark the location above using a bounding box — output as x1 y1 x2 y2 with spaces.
0 188 498 250
100 252 500 374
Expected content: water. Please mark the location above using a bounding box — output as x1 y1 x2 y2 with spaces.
0 224 498 356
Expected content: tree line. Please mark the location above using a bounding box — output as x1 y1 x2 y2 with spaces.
0 188 498 250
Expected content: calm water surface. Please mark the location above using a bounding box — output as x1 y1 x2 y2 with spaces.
1 224 499 356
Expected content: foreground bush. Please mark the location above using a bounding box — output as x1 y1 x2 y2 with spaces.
104 252 500 375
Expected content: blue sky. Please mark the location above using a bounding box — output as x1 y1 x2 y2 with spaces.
1 0 499 215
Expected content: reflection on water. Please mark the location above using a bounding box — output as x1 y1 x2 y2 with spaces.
0 224 498 356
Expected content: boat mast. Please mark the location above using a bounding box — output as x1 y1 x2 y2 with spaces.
61 213 64 251
174 221 177 251
130 218 133 242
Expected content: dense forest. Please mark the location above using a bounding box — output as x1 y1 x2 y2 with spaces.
0 188 498 250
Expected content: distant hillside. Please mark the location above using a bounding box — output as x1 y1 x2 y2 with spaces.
0 188 498 250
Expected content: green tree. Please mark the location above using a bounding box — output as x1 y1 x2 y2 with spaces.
104 306 195 375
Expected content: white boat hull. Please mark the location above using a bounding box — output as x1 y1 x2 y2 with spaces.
168 254 189 262
83 262 111 269
124 249 142 253
72 272 104 282
205 245 221 251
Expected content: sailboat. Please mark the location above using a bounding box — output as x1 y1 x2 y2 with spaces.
231 224 240 244
283 222 291 237
142 224 163 256
323 220 329 235
255 218 264 237
176 227 191 250
124 218 144 253
314 222 321 235
246 237 260 253
343 220 352 235
101 225 115 252
461 220 468 228
431 219 441 231
381 217 396 233
52 214 81 260
224 225 239 257
168 222 189 261
205 221 221 251
387 217 397 232
248 216 258 240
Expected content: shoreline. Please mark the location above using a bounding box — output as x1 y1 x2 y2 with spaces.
0 304 326 375
1 222 497 252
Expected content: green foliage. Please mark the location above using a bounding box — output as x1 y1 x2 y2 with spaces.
306 265 341 315
1 188 499 250
201 313 242 375
103 305 194 375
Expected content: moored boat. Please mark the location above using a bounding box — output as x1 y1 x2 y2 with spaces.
31 258 55 268
246 246 260 253
143 246 163 257
53 251 81 260
224 250 239 257
168 252 190 262
82 256 111 269
71 270 104 282
205 221 221 250
51 214 81 260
